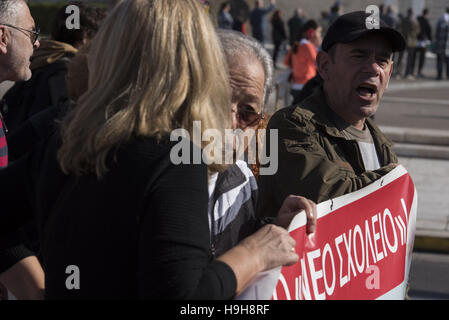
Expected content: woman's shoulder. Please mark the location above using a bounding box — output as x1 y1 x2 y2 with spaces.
123 135 174 155
109 136 207 191
303 41 316 51
117 135 206 171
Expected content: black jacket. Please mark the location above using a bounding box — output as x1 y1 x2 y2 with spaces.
272 19 287 45
0 135 237 299
417 15 432 41
1 59 70 134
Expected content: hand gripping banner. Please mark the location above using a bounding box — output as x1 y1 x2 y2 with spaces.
238 165 417 300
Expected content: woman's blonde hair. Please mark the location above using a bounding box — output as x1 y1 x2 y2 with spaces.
58 0 231 177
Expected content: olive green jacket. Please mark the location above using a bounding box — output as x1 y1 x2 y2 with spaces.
257 87 398 218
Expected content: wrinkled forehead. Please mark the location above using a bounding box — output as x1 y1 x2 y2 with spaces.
228 51 258 69
341 33 393 57
228 53 265 85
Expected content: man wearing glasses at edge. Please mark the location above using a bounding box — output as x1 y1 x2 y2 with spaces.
208 29 317 259
0 0 41 300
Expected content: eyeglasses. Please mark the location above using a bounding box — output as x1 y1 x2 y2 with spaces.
1 23 40 45
235 104 265 129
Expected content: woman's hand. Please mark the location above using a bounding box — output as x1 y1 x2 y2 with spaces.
217 196 316 295
217 224 298 295
239 224 299 272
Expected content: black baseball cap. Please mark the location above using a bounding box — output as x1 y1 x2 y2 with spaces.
322 11 406 53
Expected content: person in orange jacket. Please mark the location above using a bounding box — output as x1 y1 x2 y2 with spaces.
284 20 322 105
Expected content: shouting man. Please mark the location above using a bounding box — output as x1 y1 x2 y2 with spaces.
258 11 406 217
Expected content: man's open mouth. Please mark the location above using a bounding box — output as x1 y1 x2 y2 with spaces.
356 83 378 99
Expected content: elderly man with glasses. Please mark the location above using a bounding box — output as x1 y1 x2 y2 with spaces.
2 2 105 135
0 0 39 166
208 29 317 259
0 0 41 300
0 0 39 83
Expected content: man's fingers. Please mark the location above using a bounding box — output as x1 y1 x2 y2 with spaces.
388 162 400 168
306 199 317 234
276 196 317 234
285 195 312 213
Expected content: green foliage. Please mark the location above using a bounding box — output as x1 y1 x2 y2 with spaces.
29 2 107 36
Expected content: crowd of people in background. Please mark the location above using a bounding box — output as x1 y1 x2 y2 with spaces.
217 0 449 82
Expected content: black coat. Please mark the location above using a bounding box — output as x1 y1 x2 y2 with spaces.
272 19 286 45
418 16 432 41
0 134 237 299
288 16 303 45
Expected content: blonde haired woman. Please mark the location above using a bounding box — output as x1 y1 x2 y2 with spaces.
0 0 300 299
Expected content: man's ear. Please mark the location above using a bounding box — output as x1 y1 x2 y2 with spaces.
316 50 331 81
0 26 9 55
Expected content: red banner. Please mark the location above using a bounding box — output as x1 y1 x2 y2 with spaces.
238 166 417 300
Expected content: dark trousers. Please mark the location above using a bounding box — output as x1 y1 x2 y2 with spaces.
436 53 449 79
252 29 264 43
415 47 427 75
405 47 417 76
273 42 282 65
393 51 403 75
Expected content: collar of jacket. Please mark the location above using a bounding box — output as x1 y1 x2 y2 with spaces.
213 163 247 201
30 39 78 70
289 86 394 147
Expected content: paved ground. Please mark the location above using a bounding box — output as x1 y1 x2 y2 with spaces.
399 156 449 233
377 84 449 131
409 251 449 300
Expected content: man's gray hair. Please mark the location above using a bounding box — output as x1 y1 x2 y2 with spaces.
0 0 26 24
217 29 274 108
